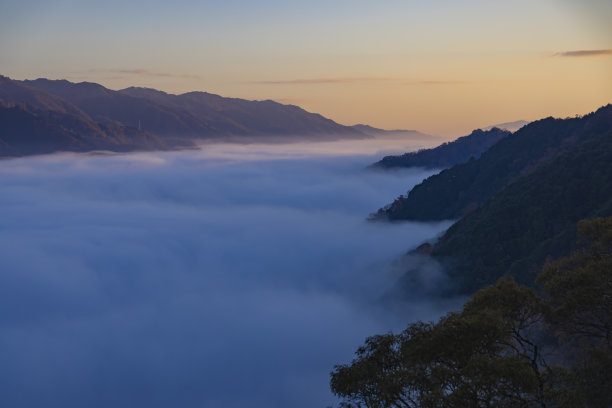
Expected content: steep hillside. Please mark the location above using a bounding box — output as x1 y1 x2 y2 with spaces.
376 105 612 221
0 102 175 157
0 75 89 117
372 128 510 170
0 76 184 156
0 103 91 155
431 130 612 294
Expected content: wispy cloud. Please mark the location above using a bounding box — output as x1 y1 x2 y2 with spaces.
114 69 148 74
554 49 612 57
93 68 200 79
252 77 392 85
417 80 466 85
251 77 466 86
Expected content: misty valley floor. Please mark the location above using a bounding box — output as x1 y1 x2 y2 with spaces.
0 143 457 408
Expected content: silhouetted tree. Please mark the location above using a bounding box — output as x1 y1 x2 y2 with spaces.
332 217 612 408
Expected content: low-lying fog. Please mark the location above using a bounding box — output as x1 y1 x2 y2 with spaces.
0 137 459 408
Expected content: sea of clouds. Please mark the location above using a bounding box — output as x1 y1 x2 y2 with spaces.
0 139 460 408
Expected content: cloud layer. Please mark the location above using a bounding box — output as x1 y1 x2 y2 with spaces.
0 144 457 408
252 77 393 85
250 78 467 86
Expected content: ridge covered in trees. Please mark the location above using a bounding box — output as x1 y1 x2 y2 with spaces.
431 128 612 293
375 105 612 221
372 127 510 170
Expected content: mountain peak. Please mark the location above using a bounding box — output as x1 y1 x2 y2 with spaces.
480 120 529 132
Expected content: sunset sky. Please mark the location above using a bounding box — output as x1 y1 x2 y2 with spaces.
1 0 610 137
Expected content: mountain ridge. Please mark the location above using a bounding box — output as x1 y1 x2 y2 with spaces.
376 104 612 221
431 128 612 294
21 77 370 139
372 127 510 170
1 75 421 157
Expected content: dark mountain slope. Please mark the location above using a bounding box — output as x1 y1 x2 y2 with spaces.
377 105 612 221
431 130 612 294
0 102 175 157
372 127 510 170
0 76 184 156
0 103 91 155
0 75 89 117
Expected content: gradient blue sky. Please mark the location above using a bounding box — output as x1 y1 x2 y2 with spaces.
1 0 610 136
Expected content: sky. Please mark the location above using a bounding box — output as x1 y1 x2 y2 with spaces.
0 144 461 408
0 0 611 136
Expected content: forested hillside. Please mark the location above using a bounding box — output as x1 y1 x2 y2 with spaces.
432 130 612 293
375 105 612 221
372 127 509 170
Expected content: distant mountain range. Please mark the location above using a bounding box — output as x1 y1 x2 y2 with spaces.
372 127 510 170
349 124 434 141
0 75 427 157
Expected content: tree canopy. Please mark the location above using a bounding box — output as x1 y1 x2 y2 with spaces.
331 217 612 408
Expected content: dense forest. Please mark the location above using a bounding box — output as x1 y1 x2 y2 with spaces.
374 105 612 221
432 129 612 293
371 105 612 295
332 217 612 408
372 128 510 170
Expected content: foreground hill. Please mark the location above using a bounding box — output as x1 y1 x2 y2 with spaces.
376 105 612 221
334 217 612 408
372 127 510 170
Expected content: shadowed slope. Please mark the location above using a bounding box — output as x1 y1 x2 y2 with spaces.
377 105 612 221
